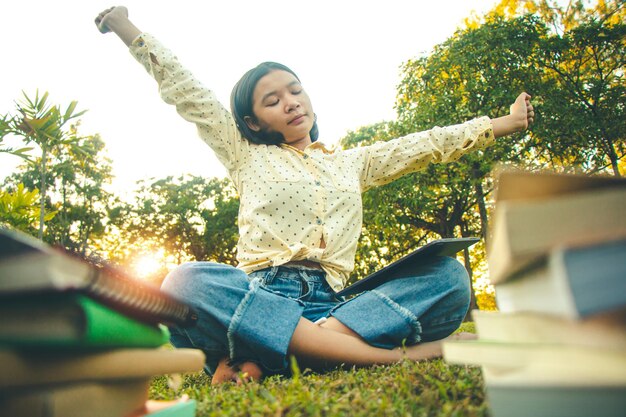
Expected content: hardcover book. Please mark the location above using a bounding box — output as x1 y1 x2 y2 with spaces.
494 238 626 319
0 347 205 389
443 339 626 386
0 293 170 348
487 170 626 284
471 309 626 349
0 227 197 327
0 378 150 417
485 385 626 417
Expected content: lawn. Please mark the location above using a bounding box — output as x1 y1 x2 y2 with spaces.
149 324 489 417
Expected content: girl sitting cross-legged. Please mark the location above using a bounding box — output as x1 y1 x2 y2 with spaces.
95 6 534 385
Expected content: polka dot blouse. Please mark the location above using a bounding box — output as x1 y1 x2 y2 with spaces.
130 34 495 291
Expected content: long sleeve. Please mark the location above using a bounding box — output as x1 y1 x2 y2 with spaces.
350 116 494 191
128 33 249 172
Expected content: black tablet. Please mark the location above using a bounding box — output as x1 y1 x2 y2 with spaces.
337 237 480 297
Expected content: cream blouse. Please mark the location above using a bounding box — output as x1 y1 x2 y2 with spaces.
130 33 494 291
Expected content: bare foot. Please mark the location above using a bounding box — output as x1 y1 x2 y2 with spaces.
398 332 478 361
211 357 263 385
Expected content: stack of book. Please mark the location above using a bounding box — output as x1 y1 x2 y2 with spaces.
443 169 626 417
0 227 205 417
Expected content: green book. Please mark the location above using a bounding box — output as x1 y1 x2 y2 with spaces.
0 293 170 348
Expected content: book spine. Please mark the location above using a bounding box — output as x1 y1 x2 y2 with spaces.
87 269 197 327
0 348 206 389
0 294 171 348
555 238 626 317
0 379 150 417
488 187 626 284
79 295 171 347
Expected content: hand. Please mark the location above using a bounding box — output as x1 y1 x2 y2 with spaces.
94 6 129 34
94 6 140 46
509 92 534 132
492 92 535 138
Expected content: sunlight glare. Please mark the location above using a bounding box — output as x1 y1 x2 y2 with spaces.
133 251 164 279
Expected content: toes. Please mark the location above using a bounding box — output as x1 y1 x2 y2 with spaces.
211 358 263 385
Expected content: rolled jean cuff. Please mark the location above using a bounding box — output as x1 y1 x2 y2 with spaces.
330 289 422 348
227 279 305 373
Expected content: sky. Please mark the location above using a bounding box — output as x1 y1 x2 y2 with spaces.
0 0 502 195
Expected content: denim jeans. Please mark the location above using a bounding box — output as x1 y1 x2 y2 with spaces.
160 256 470 376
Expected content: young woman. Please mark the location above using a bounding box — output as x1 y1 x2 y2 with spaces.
95 6 534 385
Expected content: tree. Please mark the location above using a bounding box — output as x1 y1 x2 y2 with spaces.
0 91 86 239
46 131 115 255
345 0 624 313
3 119 115 258
346 16 544 311
109 175 239 284
395 14 545 243
535 17 625 175
469 0 626 175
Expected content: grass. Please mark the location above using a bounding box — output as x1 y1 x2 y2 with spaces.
149 324 488 417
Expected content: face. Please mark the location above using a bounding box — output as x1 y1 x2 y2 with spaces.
245 70 315 149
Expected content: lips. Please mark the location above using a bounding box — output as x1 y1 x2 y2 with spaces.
288 114 306 125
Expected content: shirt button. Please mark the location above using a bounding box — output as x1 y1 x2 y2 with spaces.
303 154 309 159
316 218 322 225
315 181 321 186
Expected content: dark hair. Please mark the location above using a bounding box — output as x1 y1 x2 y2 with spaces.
230 62 319 145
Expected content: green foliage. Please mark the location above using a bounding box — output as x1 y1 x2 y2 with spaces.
0 183 55 233
151 324 485 416
343 0 625 296
472 0 626 174
0 116 34 158
339 122 393 149
533 17 626 174
150 360 487 417
476 291 497 311
0 90 88 239
107 175 239 284
341 15 548 290
3 129 115 255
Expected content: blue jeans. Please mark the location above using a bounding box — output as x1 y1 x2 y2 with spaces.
160 257 470 376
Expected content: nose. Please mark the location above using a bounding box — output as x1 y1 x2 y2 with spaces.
285 97 300 112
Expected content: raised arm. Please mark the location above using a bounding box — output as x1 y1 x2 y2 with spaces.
491 92 534 138
95 6 141 46
94 6 249 174
347 92 534 191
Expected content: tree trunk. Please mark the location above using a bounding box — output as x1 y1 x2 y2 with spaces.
460 223 477 321
606 138 622 177
472 165 489 244
38 147 47 240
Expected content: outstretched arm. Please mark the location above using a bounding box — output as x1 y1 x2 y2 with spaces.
491 92 534 138
95 6 141 46
93 6 248 173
